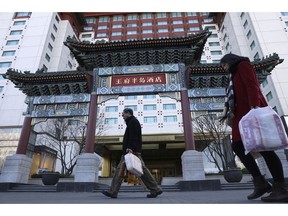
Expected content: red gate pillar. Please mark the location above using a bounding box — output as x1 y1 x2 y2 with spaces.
180 90 195 150
16 116 32 154
84 94 98 153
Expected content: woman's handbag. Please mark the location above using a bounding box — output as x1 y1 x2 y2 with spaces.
239 106 288 154
124 153 143 177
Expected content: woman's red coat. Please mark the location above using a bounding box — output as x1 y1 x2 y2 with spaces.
231 61 268 142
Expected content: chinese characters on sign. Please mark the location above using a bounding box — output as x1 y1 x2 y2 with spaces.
111 73 166 87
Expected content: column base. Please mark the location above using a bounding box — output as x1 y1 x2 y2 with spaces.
0 154 32 184
181 150 205 181
74 153 102 182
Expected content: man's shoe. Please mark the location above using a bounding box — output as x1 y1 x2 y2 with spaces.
147 190 162 198
101 190 117 198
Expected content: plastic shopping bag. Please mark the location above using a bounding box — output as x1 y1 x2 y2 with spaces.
124 153 143 177
239 106 288 155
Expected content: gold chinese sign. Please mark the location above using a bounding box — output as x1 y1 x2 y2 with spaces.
111 73 166 87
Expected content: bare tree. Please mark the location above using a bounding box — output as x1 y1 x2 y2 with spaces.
192 113 236 173
34 116 107 176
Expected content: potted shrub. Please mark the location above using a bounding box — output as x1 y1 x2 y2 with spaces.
42 171 60 185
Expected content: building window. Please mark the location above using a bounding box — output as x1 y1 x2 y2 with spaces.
203 18 213 23
113 15 123 21
48 43 53 51
266 92 273 101
124 95 137 100
209 33 218 38
68 61 72 69
281 12 288 16
6 40 19 45
86 17 96 24
142 29 153 34
201 12 209 16
55 15 60 23
142 13 152 19
158 29 168 33
96 33 107 37
99 16 109 22
81 33 92 38
124 105 137 111
15 12 31 18
246 30 252 39
210 50 222 55
254 52 260 60
250 41 255 50
174 28 184 32
106 106 118 112
144 116 157 123
127 31 137 35
157 21 168 25
53 24 58 32
127 14 137 20
10 30 22 35
173 20 183 25
105 118 118 125
223 33 227 41
171 12 182 17
163 104 176 110
43 64 48 72
221 25 225 33
83 26 93 31
212 60 220 63
209 42 220 46
143 95 156 99
204 26 216 31
262 79 268 88
2 51 16 56
225 42 230 51
50 33 55 41
157 13 167 18
164 116 177 122
0 62 12 68
285 21 288 27
142 22 152 26
144 104 156 111
45 53 50 62
186 12 197 16
13 20 25 26
0 86 4 92
243 20 248 29
188 19 198 24
112 24 122 28
112 32 122 36
127 23 137 27
189 27 200 31
98 25 108 30
240 12 245 20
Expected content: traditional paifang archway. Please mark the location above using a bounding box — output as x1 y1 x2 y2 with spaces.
0 30 283 187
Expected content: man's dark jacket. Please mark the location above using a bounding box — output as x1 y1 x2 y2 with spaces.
122 116 142 154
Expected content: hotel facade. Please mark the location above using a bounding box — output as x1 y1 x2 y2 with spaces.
0 12 287 184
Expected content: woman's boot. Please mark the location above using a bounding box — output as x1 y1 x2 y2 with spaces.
247 175 272 200
261 182 288 202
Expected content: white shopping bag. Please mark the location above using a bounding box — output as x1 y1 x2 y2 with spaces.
124 153 143 177
239 106 288 154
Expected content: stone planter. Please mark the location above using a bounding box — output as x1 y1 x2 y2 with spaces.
42 172 60 185
223 169 243 183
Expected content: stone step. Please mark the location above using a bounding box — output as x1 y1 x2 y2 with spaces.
5 182 254 192
221 182 254 190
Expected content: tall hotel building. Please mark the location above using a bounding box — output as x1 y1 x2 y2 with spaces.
0 12 287 182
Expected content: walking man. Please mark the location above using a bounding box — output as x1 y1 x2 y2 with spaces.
101 108 162 198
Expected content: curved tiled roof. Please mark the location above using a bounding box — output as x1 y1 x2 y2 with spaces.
64 31 212 70
187 53 284 88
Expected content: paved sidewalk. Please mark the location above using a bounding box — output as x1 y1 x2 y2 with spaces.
0 189 277 204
